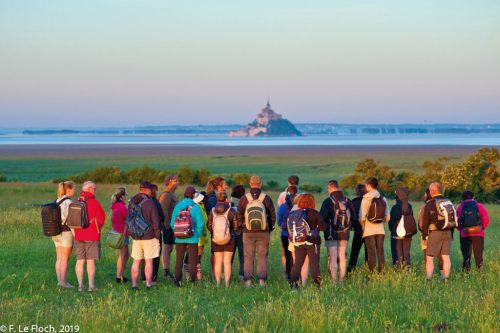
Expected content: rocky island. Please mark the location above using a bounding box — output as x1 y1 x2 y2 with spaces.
228 101 302 137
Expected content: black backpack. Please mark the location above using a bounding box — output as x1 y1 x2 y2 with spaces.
331 197 352 231
66 198 90 229
41 197 70 236
460 201 481 228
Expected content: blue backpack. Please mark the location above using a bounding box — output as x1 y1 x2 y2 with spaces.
126 197 151 238
287 209 310 243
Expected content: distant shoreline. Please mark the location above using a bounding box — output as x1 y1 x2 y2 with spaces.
0 144 492 157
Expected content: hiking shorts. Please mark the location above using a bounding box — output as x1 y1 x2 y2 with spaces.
212 238 235 253
52 231 73 248
74 241 101 260
427 230 452 257
131 238 160 260
162 226 175 245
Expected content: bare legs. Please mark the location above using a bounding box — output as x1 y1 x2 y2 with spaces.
116 245 130 279
132 259 153 288
75 259 96 290
55 246 73 287
426 255 450 280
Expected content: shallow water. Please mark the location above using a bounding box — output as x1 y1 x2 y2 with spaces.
0 133 498 146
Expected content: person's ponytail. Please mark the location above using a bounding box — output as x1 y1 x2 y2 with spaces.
57 181 76 199
57 182 65 199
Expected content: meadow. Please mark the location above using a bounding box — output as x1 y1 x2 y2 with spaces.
0 148 498 332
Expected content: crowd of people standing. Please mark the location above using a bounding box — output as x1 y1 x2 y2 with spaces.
45 174 491 291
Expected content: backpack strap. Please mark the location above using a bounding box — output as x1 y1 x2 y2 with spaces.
257 193 266 203
56 196 70 206
245 193 253 202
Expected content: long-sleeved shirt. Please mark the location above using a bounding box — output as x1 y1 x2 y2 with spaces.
456 199 490 238
74 191 106 242
159 190 178 229
237 188 276 233
170 198 204 244
292 208 326 245
128 193 161 240
359 189 389 238
319 191 355 241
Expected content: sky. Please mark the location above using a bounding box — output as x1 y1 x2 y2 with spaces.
1 0 499 127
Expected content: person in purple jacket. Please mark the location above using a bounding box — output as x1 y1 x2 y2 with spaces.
277 185 298 281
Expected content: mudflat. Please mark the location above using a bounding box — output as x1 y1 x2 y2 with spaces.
0 144 487 157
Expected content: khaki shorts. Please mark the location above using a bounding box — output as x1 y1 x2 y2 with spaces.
426 230 452 257
131 239 160 260
74 241 101 260
52 231 73 248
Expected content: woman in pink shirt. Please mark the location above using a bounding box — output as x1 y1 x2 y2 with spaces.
456 190 490 271
111 187 130 283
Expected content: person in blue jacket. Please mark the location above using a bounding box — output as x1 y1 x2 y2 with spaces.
170 186 204 287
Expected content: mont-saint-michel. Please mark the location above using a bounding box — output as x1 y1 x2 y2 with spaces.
228 101 302 137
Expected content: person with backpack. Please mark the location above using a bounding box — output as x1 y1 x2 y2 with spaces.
277 185 298 281
277 175 300 207
456 190 490 271
359 177 389 273
150 184 165 284
192 191 208 281
129 181 161 291
388 187 416 268
206 176 228 213
418 188 444 273
289 194 326 289
170 186 205 286
230 185 246 281
72 181 106 292
347 184 368 273
421 182 456 281
320 180 355 284
111 187 130 283
207 191 240 287
50 181 76 288
159 174 179 279
237 175 276 287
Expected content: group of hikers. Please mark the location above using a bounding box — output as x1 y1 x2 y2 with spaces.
42 174 490 292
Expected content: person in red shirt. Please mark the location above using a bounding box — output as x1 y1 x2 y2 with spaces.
74 181 106 292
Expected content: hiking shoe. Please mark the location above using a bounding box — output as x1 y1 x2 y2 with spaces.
116 276 129 284
164 270 174 279
174 280 181 288
131 286 139 292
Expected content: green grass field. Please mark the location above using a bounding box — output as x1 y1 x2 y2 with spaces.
0 155 500 332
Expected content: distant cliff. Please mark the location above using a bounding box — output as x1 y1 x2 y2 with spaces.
228 101 302 137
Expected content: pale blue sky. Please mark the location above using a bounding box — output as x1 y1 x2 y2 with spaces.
1 0 499 127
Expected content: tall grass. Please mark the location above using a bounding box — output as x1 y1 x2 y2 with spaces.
0 184 498 332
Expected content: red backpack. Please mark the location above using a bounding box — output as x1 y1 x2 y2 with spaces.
173 205 194 239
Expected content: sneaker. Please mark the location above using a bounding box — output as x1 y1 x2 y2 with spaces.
88 287 99 292
164 270 174 279
174 280 181 288
131 286 139 292
116 276 129 284
62 283 74 289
